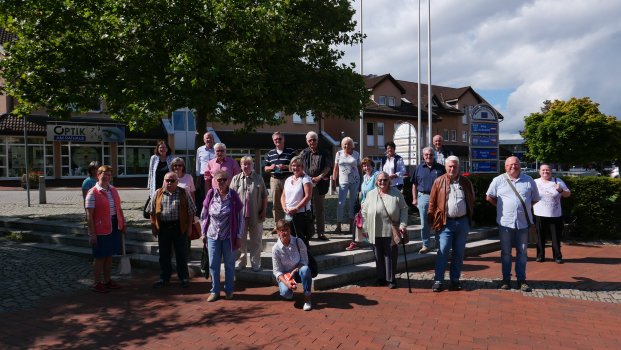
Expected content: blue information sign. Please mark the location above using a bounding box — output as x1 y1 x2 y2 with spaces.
471 148 498 160
471 123 497 134
471 135 497 147
471 161 498 172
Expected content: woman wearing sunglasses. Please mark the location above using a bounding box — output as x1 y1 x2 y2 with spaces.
361 171 408 289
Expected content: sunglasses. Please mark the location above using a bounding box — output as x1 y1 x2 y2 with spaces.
165 179 176 183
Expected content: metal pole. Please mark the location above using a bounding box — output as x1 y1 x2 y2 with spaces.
417 0 421 165
427 0 432 147
24 115 31 207
358 0 364 158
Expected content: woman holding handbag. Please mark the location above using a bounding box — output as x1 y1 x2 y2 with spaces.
361 171 409 289
346 157 379 251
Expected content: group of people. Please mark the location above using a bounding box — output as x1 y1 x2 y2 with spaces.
81 130 571 308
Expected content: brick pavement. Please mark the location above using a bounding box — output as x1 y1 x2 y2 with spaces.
1 240 620 349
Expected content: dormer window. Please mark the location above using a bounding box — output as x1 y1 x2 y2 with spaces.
378 96 386 105
387 96 396 106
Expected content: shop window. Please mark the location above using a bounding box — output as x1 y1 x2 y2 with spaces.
119 139 155 176
3 137 47 178
60 143 107 177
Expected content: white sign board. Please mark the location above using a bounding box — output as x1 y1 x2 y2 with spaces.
47 124 125 142
393 122 417 166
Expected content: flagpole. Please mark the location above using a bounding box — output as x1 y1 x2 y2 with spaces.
417 0 421 165
427 0 432 147
358 0 364 158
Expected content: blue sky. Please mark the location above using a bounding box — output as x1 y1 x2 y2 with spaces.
340 0 621 140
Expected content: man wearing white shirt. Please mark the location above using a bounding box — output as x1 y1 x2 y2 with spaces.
195 132 216 216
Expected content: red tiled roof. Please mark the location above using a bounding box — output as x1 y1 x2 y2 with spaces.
0 114 50 135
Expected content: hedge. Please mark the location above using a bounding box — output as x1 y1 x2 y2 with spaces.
404 174 621 239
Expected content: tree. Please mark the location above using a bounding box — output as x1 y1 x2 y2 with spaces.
0 0 368 136
521 97 621 165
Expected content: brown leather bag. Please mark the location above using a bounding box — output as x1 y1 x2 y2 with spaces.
189 216 201 240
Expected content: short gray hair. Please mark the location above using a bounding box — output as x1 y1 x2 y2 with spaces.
422 146 434 155
306 131 318 140
446 155 459 165
240 155 254 166
214 142 226 151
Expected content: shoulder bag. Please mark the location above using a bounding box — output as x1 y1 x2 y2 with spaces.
295 237 318 278
378 192 409 246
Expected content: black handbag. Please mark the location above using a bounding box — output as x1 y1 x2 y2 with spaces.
296 237 318 278
143 197 151 219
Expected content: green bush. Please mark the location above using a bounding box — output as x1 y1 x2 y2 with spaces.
559 176 621 239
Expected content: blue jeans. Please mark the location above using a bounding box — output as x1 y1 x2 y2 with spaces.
499 226 529 281
434 217 469 282
337 181 359 223
278 265 313 298
417 193 432 247
207 237 236 294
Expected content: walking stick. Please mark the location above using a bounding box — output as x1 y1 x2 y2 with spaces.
401 233 412 293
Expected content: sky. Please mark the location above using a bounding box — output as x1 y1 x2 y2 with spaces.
339 0 621 140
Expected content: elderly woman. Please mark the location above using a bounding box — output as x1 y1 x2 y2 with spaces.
201 170 243 302
230 156 268 272
346 157 379 251
281 156 313 248
361 171 408 289
272 219 313 311
148 140 174 199
85 165 126 293
204 143 241 192
171 157 196 204
332 136 361 233
533 164 571 264
380 141 406 190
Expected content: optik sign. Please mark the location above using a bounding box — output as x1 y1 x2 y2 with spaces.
47 124 125 142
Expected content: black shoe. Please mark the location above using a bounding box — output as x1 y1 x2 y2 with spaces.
500 279 511 290
517 280 532 292
448 281 462 291
432 281 444 292
153 280 169 289
555 258 564 264
180 279 190 288
536 257 544 262
388 282 397 289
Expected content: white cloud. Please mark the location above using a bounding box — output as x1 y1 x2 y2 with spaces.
341 0 621 138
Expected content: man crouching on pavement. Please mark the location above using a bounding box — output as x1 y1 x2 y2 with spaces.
148 172 196 288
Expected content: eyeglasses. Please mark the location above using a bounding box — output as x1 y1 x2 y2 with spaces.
216 178 227 183
165 179 176 183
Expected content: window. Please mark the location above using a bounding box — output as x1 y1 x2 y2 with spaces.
306 110 316 124
377 122 385 147
443 129 449 141
387 96 396 106
462 113 468 125
0 136 47 178
172 109 196 131
118 139 153 176
462 131 468 143
292 112 303 124
60 142 108 177
378 95 386 105
450 130 457 142
366 122 374 147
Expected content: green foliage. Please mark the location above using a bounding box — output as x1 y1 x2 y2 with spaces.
521 97 621 164
560 176 621 240
0 0 368 132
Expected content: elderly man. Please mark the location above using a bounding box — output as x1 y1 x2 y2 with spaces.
264 131 296 222
432 135 452 165
195 132 216 215
205 143 241 189
486 156 540 292
149 172 196 289
411 146 446 253
428 156 475 292
299 131 332 241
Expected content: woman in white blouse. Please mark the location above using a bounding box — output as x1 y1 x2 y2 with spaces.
533 164 571 264
281 156 313 248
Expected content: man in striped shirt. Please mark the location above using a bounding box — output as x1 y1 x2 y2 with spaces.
264 131 296 222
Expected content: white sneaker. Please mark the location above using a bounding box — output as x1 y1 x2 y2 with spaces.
303 302 312 311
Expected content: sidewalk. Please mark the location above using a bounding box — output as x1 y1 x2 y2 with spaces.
1 240 620 349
